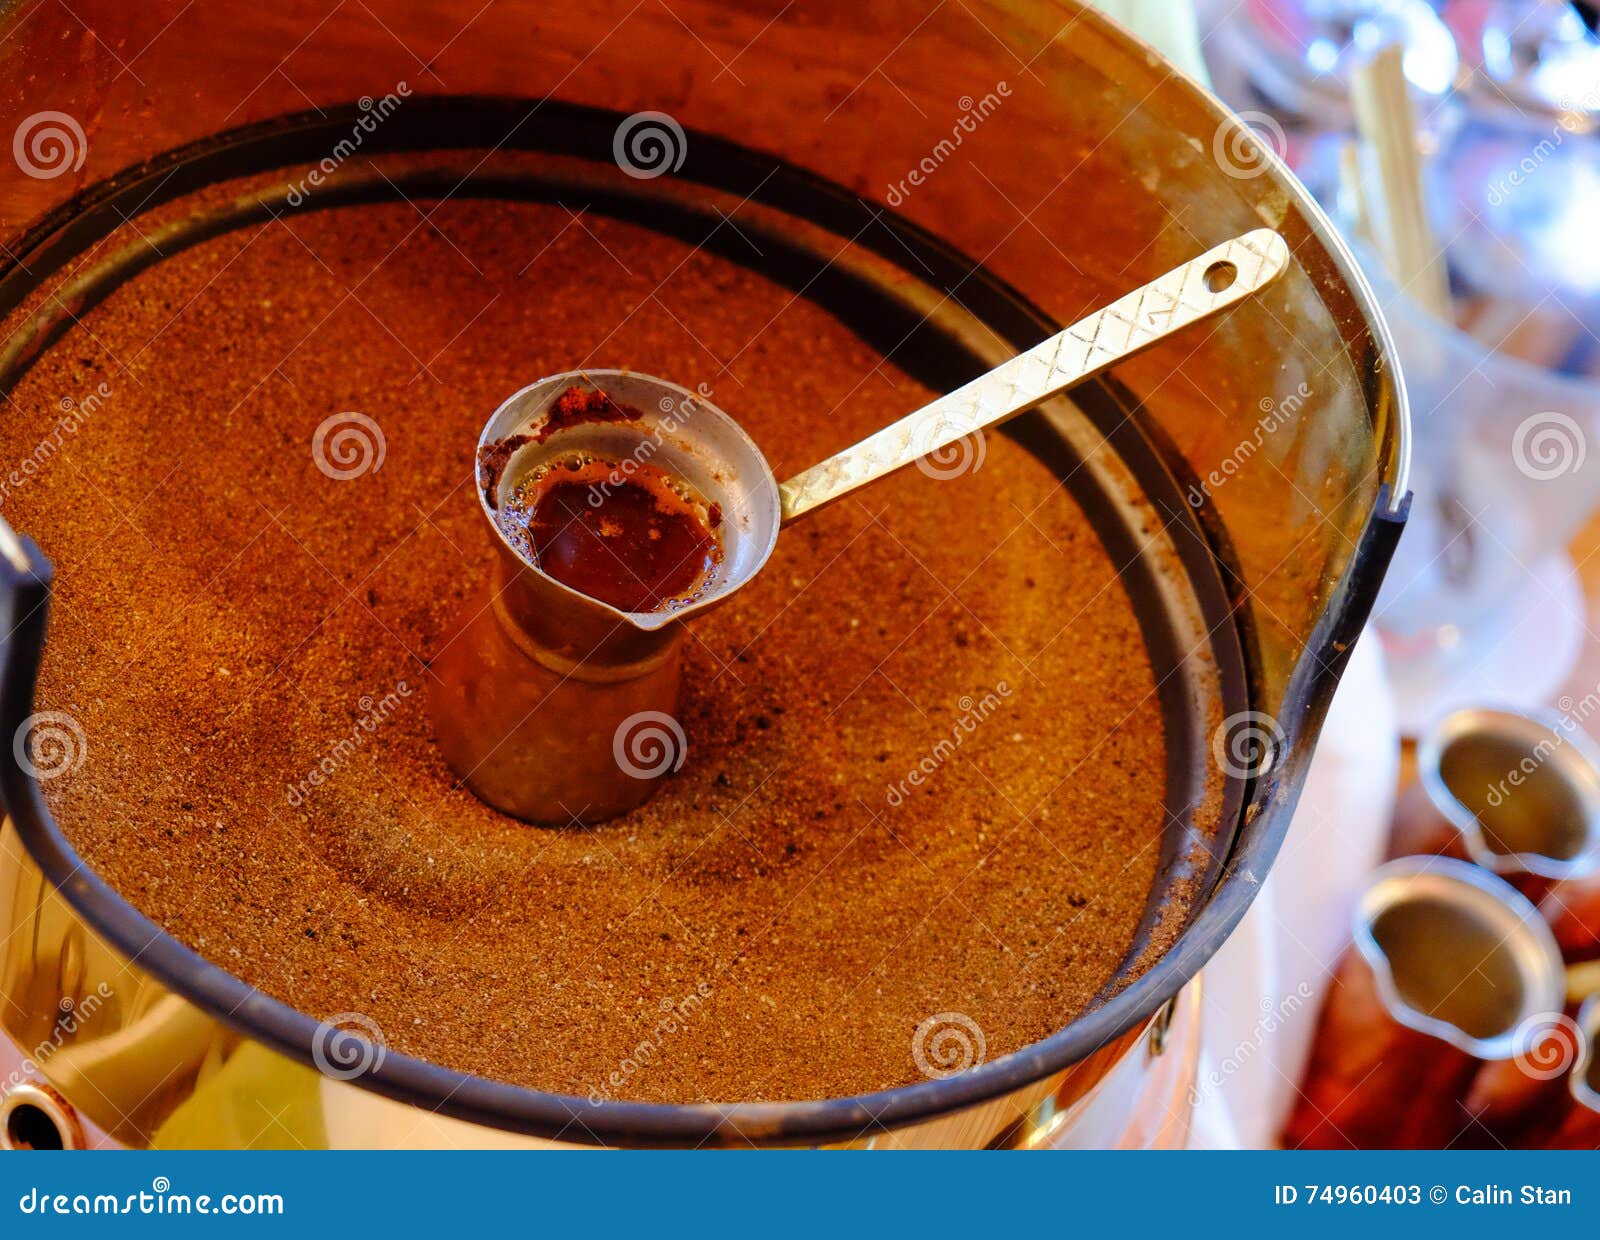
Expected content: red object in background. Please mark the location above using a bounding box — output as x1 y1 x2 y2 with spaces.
1461 1020 1587 1147
1540 873 1600 961
1385 778 1466 861
1465 1068 1600 1149
1540 1100 1600 1148
1282 948 1478 1149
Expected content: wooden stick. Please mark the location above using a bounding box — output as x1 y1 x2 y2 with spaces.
1568 959 1600 1006
1350 43 1453 320
1337 140 1375 251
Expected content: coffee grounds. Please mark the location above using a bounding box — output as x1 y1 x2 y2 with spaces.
534 385 643 442
6 192 1177 1103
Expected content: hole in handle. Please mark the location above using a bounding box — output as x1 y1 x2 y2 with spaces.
1203 260 1238 294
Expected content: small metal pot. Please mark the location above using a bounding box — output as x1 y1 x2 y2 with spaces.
1287 857 1566 1148
1391 708 1600 893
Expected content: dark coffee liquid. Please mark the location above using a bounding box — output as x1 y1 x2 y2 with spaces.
501 458 720 612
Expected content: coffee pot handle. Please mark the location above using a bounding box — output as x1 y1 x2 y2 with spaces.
778 228 1291 523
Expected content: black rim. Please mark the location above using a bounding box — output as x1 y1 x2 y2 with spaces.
0 97 1408 1146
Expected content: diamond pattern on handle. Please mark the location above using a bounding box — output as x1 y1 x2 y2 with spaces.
779 229 1291 522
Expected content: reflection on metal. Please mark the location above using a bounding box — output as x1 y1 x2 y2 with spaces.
0 513 31 574
1354 856 1565 1060
1147 995 1179 1058
1019 983 1201 1151
0 820 257 1147
1416 708 1600 881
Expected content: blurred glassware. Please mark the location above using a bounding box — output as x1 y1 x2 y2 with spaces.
1199 0 1460 201
1476 0 1600 116
1434 0 1600 376
1357 238 1598 729
1203 0 1600 374
1201 0 1460 123
1200 0 1600 730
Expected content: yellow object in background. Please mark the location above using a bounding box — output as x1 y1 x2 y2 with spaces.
153 1047 326 1151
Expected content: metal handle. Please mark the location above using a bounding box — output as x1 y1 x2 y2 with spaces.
777 228 1292 522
